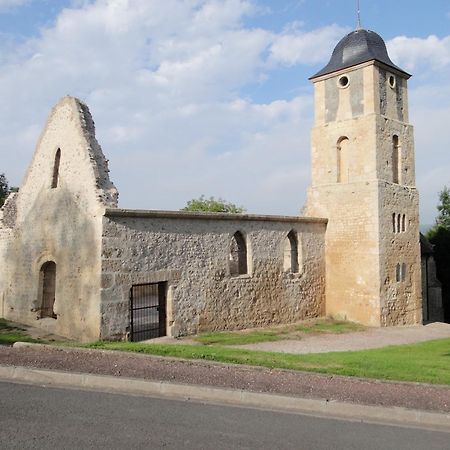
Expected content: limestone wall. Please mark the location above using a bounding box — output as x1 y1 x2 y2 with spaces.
100 210 327 339
306 182 382 325
0 97 118 341
379 185 422 325
307 58 422 327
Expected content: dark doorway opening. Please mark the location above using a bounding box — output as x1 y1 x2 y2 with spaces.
129 282 167 341
40 261 57 319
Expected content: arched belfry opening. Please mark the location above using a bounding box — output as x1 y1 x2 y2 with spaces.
51 148 61 189
229 231 247 276
337 137 349 183
39 261 57 319
283 230 300 273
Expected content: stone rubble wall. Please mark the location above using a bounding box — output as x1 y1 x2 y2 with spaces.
100 210 327 339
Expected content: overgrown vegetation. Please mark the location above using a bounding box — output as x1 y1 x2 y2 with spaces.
84 338 450 385
426 186 450 322
0 319 41 345
182 195 245 214
0 173 9 207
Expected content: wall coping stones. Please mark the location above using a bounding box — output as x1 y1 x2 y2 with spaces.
104 208 328 224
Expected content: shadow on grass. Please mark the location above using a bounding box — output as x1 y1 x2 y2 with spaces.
0 318 42 346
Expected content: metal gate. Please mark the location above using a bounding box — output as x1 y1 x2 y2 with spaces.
130 282 167 342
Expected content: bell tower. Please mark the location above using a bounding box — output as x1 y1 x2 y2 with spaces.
305 29 422 326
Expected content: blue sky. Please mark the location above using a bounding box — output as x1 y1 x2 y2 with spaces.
0 0 449 224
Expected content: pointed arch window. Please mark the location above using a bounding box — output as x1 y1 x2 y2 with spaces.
337 137 349 183
51 148 61 189
283 230 300 273
229 231 247 276
39 261 57 319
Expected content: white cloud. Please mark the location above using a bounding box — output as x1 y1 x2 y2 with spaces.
387 34 450 222
0 0 316 214
0 0 449 223
0 0 30 13
268 23 349 66
387 35 450 72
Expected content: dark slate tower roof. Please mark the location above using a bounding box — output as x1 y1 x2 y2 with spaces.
310 29 410 79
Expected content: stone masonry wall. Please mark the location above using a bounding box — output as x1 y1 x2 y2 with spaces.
100 210 327 339
379 184 422 325
0 97 118 341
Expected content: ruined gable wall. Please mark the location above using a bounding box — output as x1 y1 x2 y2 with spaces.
100 211 326 339
1 97 118 341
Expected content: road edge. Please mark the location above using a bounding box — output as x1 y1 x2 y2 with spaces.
1 364 449 432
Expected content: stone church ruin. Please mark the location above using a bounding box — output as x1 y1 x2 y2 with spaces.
0 28 443 341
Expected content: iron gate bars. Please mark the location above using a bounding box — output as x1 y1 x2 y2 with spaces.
129 282 167 342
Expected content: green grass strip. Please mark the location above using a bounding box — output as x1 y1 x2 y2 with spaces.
0 318 42 345
193 330 285 345
84 338 450 385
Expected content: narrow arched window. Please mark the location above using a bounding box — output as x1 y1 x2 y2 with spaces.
396 263 401 282
397 214 401 234
402 214 406 232
39 261 57 318
392 136 401 184
392 213 396 233
51 148 61 189
283 230 299 273
401 263 407 281
229 231 247 276
337 137 349 183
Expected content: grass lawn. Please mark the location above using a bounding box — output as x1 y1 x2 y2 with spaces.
192 318 366 345
0 319 42 345
84 338 450 385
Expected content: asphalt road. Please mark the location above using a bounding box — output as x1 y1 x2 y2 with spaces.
0 381 449 450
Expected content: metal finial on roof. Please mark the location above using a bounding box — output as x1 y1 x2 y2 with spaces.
356 0 362 30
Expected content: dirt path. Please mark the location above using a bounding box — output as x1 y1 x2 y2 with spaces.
235 322 450 354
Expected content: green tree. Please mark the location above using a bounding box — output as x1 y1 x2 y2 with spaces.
0 173 9 208
427 186 450 322
434 186 450 229
182 195 245 214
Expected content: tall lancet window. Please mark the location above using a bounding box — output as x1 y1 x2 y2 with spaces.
392 136 401 184
283 230 300 273
51 148 61 189
337 137 349 183
229 231 247 276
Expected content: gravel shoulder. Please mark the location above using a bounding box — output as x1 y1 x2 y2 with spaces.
1 343 450 414
236 322 450 353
